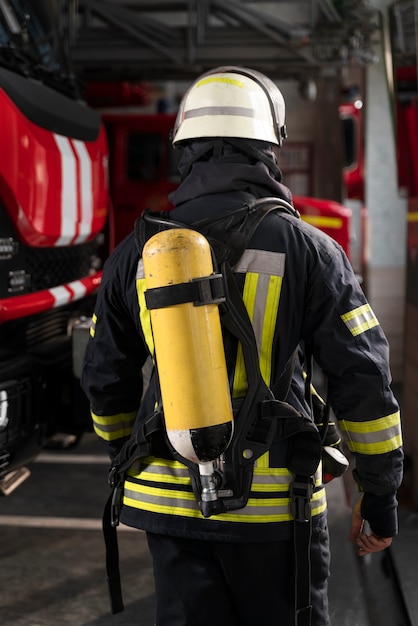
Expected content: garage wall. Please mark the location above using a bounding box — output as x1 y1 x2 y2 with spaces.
365 1 407 383
282 60 406 383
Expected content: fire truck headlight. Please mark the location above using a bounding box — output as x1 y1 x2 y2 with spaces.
0 238 19 259
0 389 9 431
8 270 31 292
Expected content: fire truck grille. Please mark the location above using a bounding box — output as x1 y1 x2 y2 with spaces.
0 299 96 354
25 241 99 292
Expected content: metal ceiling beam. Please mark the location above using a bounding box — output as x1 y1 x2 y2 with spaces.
211 0 307 42
63 0 380 83
82 0 182 63
317 0 342 23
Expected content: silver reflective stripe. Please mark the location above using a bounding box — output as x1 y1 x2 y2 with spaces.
252 468 321 493
136 259 154 354
123 478 293 520
124 479 326 522
184 106 254 119
345 424 401 446
136 259 145 279
129 458 191 481
341 303 379 336
92 411 136 442
251 471 292 491
251 273 270 350
129 460 321 489
232 249 285 391
234 249 286 276
124 482 198 511
93 419 133 436
340 411 402 455
311 488 327 516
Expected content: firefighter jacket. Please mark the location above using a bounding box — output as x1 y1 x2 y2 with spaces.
81 189 403 543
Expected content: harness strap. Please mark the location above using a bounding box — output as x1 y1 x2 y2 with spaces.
292 481 314 626
136 196 298 268
103 492 124 614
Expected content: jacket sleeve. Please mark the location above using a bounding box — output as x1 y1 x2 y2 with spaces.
304 245 403 536
81 237 149 460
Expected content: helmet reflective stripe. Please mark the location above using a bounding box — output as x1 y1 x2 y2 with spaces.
184 106 255 120
198 76 246 88
173 66 287 147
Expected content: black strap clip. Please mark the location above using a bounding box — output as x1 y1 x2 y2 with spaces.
110 483 123 528
108 465 118 488
290 477 314 523
108 466 123 528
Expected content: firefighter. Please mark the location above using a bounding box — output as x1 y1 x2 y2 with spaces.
81 66 403 626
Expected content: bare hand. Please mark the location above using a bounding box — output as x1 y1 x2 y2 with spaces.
349 496 392 556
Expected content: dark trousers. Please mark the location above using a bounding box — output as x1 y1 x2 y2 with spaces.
146 525 330 626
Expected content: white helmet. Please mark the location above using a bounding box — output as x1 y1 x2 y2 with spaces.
172 66 287 147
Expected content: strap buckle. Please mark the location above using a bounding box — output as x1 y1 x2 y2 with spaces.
108 465 123 527
110 481 123 528
290 477 314 523
108 465 117 488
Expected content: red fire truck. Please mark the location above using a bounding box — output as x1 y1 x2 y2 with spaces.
0 1 109 493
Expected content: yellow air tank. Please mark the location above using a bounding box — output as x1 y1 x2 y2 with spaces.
142 228 234 491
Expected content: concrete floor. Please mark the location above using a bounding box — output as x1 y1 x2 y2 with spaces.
0 435 155 626
0 431 416 626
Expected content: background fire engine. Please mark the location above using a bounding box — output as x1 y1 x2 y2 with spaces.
0 0 109 493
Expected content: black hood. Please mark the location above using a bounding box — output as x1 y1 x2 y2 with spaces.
168 139 293 207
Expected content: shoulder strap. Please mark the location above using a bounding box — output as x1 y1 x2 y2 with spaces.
192 196 298 266
134 196 298 267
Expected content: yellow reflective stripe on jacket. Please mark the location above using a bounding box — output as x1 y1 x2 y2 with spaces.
123 489 294 522
311 488 327 517
91 410 137 441
136 259 154 355
90 313 97 337
261 275 283 384
232 272 257 396
232 249 285 395
341 303 379 336
129 457 191 484
256 451 269 469
340 411 402 454
249 463 323 491
124 457 325 523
